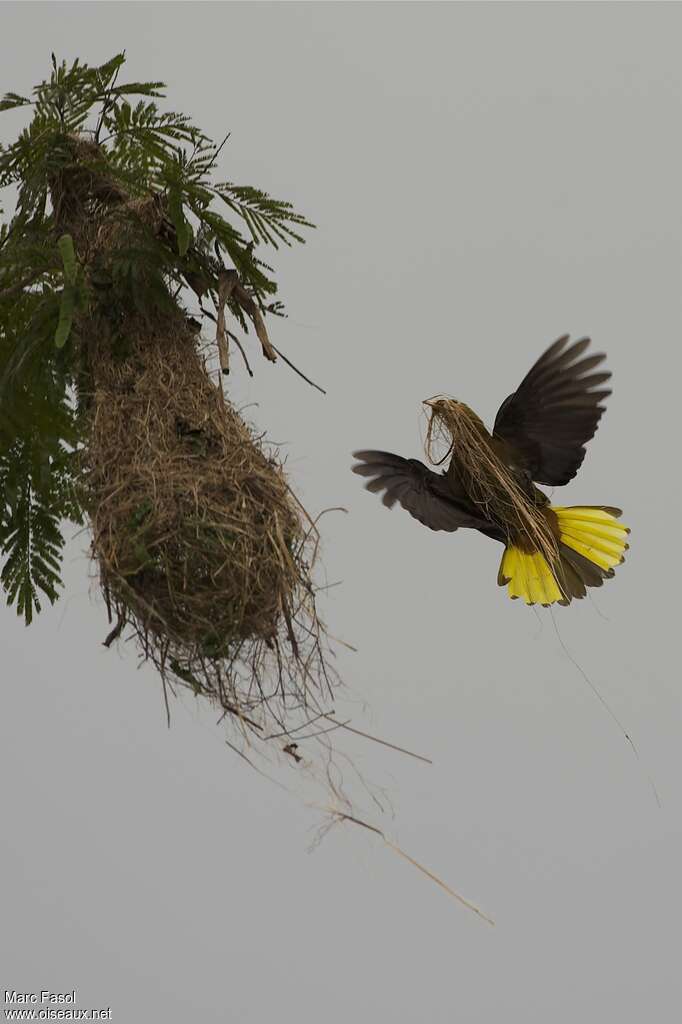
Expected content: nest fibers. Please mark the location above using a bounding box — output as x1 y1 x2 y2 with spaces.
45 132 338 748
82 312 335 737
424 397 562 572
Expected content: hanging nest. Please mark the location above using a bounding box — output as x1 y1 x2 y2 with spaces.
80 310 335 736
41 132 338 744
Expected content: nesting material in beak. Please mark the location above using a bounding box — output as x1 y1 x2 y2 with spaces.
423 396 561 573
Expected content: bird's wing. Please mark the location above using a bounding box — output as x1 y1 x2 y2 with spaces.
352 450 489 532
492 335 611 486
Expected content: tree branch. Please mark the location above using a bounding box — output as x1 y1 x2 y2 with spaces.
0 270 43 303
269 342 327 395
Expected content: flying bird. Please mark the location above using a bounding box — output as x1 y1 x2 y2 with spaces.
352 336 629 606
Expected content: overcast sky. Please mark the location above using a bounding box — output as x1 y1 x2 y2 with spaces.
2 3 682 1022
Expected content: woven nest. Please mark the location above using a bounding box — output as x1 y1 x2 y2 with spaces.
80 311 334 736
45 132 338 746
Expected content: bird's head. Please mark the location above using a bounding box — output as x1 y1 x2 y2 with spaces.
423 395 486 426
423 395 461 415
422 396 488 465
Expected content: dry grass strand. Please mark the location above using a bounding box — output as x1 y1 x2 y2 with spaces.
425 399 562 572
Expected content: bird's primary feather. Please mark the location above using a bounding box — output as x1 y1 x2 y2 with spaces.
351 450 490 532
492 335 611 486
352 336 628 606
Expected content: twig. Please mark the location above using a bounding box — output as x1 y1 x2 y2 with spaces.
321 713 433 765
270 342 327 395
0 270 43 302
199 291 323 391
102 614 126 648
227 330 254 377
262 710 330 741
215 702 264 733
94 58 123 144
285 718 353 743
160 672 172 729
200 131 231 176
197 302 217 324
328 810 495 925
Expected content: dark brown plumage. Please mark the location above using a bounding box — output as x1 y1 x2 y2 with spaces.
492 334 612 486
352 336 629 607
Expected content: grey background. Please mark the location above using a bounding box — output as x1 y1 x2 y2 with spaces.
1 3 681 1021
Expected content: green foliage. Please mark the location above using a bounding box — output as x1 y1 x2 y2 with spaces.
0 437 76 624
0 288 82 623
0 51 313 623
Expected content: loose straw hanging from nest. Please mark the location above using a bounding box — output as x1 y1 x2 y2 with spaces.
79 332 491 918
6 114 495 918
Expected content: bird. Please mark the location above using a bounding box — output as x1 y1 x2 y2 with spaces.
352 335 629 607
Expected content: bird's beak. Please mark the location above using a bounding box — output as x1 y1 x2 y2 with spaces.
423 397 437 409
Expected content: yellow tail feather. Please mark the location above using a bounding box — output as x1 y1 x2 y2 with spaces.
553 506 629 573
499 546 564 606
498 506 629 606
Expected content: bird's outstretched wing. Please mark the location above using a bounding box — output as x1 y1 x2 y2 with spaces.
493 335 611 486
352 450 488 532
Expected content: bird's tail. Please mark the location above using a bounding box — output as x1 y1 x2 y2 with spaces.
497 506 630 606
